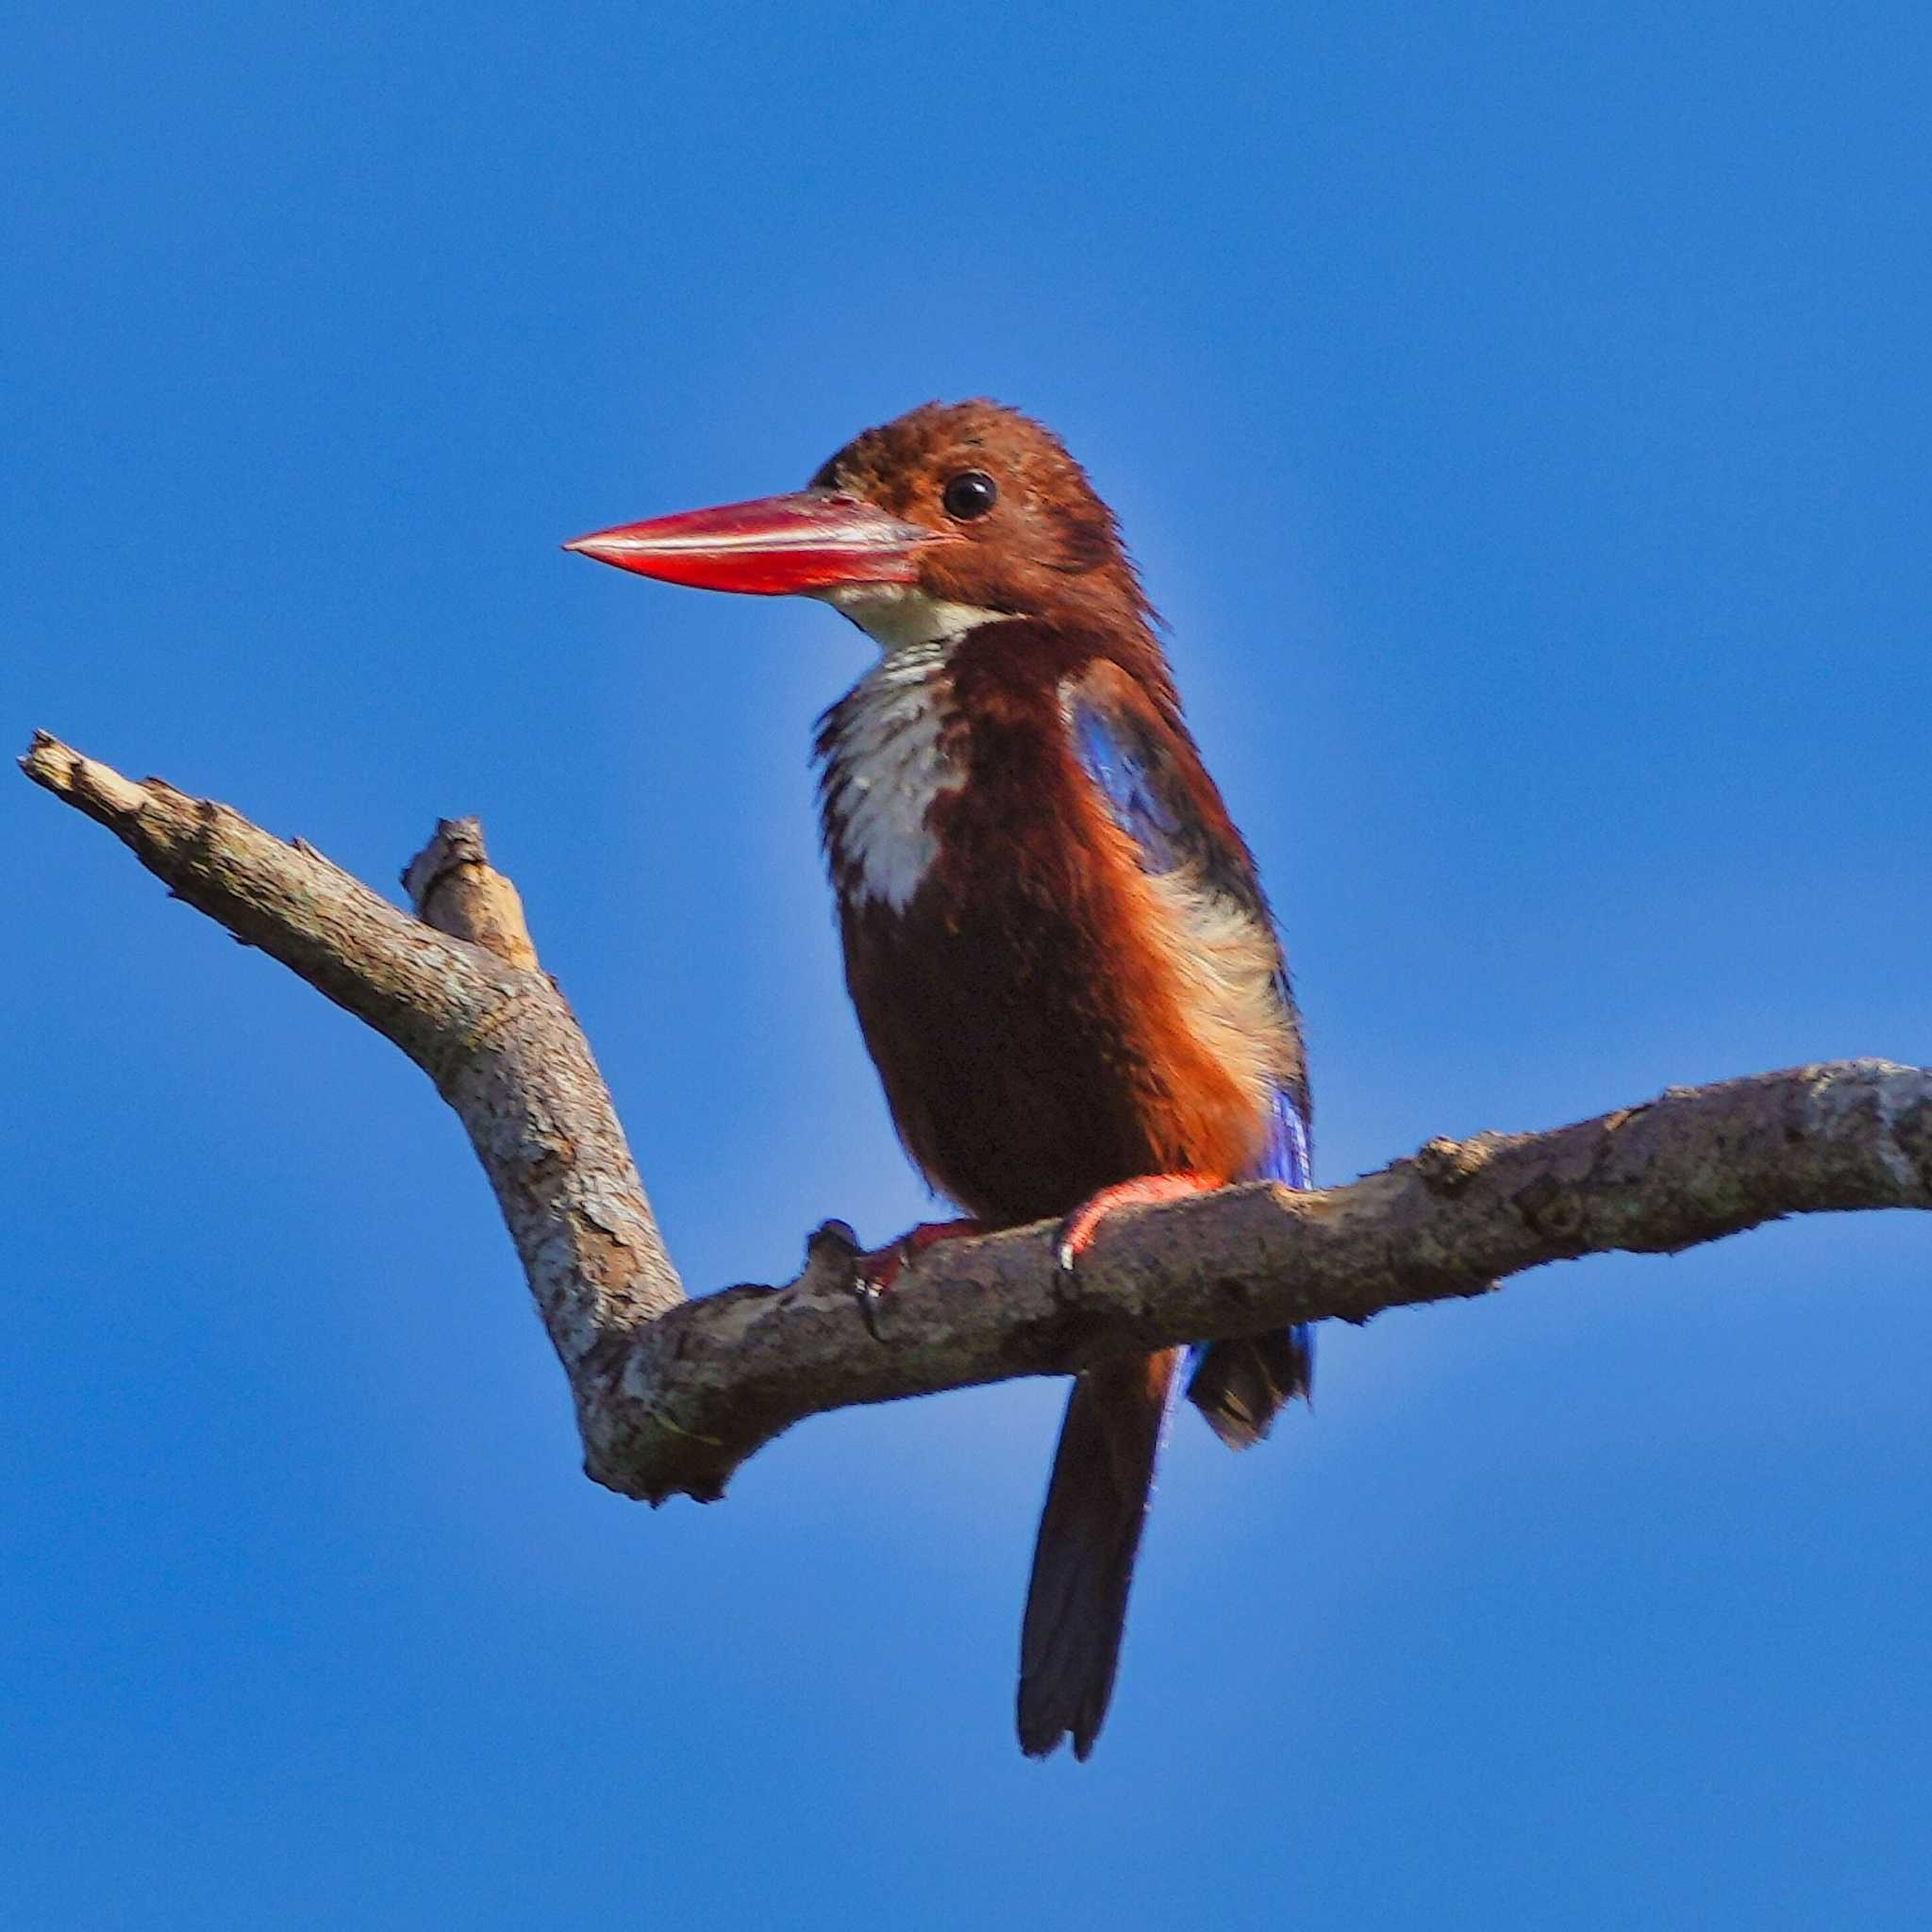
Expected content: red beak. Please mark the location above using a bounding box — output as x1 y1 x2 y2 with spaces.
563 490 943 596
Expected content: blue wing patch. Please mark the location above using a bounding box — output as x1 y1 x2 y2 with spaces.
1205 1081 1314 1421
1066 671 1315 1441
1068 693 1187 874
1253 1074 1311 1191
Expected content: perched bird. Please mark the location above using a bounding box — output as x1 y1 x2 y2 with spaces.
567 401 1312 1758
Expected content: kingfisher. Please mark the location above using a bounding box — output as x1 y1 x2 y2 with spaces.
566 401 1312 1759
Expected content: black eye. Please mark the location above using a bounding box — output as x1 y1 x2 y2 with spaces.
941 470 998 520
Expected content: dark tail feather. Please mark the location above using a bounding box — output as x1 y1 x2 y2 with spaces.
1186 1322 1314 1450
1017 1348 1181 1760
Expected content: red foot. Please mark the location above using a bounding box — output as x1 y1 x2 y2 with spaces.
858 1218 988 1292
854 1219 986 1335
1056 1173 1219 1272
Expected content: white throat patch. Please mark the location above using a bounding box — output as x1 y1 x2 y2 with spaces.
815 588 1012 910
818 581 1010 653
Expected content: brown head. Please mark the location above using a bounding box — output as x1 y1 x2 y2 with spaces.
565 399 1158 645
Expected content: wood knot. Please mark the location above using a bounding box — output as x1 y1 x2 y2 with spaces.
403 817 540 970
799 1219 862 1295
1412 1135 1493 1192
1890 1094 1932 1194
1511 1174 1587 1248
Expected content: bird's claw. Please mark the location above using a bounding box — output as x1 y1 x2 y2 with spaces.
801 1219 895 1337
854 1243 904 1337
854 1274 890 1340
847 1219 987 1338
1055 1173 1218 1275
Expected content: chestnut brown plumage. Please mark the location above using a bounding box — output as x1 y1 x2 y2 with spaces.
568 400 1314 1758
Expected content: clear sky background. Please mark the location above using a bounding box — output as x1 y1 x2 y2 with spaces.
5 5 1928 1925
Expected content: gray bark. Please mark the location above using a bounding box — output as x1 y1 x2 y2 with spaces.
24 731 1931 1504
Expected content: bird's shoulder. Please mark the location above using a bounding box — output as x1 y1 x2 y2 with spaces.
1056 653 1311 1141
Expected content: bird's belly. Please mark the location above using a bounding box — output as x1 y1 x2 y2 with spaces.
840 891 1268 1226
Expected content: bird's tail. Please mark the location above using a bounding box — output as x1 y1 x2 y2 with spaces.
1017 1347 1181 1760
1186 1322 1314 1450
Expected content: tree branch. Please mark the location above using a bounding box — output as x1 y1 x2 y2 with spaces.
24 732 1932 1505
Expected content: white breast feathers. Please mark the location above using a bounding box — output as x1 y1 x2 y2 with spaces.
814 587 1011 911
818 640 958 911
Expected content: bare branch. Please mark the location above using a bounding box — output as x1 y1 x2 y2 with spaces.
22 731 686 1466
25 733 1932 1505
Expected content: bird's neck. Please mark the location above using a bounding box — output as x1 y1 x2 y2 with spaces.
818 582 1014 654
814 591 1003 914
812 588 1177 915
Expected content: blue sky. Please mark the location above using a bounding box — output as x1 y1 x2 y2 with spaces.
5 3 1928 1924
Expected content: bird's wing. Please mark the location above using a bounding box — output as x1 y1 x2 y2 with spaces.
1062 657 1314 1445
1060 657 1308 1128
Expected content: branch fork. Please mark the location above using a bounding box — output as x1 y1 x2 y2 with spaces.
24 731 1931 1504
